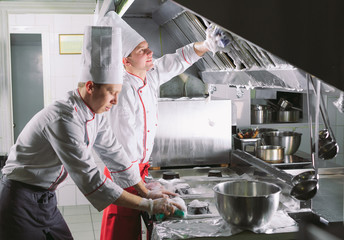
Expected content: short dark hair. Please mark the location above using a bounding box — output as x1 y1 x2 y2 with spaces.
77 82 102 88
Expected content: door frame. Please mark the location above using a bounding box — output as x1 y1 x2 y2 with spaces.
0 1 95 152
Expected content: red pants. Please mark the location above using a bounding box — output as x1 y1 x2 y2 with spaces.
100 163 150 240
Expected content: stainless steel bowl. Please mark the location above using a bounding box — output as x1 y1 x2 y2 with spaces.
262 131 302 155
213 180 281 229
256 145 285 163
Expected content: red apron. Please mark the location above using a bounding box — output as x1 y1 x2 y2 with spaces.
100 163 150 240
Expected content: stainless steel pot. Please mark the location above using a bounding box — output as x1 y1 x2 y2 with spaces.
213 180 281 229
276 110 300 123
251 105 272 124
256 145 285 163
262 131 302 155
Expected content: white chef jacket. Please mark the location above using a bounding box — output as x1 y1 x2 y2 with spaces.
109 43 201 167
2 89 141 211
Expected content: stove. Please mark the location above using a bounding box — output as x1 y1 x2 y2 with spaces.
144 166 304 239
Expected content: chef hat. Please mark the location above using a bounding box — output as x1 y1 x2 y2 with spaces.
98 11 145 58
80 26 123 84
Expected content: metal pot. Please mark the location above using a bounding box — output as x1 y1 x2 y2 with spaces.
251 105 272 124
275 110 300 123
256 145 285 163
213 180 281 229
262 131 302 155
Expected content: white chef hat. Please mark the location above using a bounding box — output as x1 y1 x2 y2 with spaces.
98 11 145 58
80 26 123 84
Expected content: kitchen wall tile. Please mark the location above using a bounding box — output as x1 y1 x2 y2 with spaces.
8 14 16 25
49 32 59 57
54 76 77 100
94 230 101 240
63 205 90 216
71 230 95 240
92 219 102 231
35 14 54 26
57 185 76 206
64 213 92 224
53 14 73 34
71 14 93 33
52 55 76 77
15 14 35 26
91 213 103 224
76 188 89 205
90 207 102 215
68 223 94 235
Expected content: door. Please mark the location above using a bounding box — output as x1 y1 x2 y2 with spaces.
10 33 44 142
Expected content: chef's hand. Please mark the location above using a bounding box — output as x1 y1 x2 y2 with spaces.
146 189 178 200
203 24 231 54
139 198 183 215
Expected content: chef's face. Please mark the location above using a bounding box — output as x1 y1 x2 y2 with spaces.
124 41 154 71
87 82 122 113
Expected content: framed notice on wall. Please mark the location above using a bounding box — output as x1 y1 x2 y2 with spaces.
59 34 84 54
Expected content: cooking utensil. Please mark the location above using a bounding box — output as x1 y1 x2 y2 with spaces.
276 110 300 123
291 170 316 185
261 131 302 155
278 98 293 110
256 145 284 163
251 104 273 124
213 180 281 229
309 76 339 160
290 180 318 201
232 150 318 201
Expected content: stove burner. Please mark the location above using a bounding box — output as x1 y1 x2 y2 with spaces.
174 183 190 195
187 200 210 215
208 170 222 177
162 171 180 180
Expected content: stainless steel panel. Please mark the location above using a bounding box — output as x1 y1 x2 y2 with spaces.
151 99 231 167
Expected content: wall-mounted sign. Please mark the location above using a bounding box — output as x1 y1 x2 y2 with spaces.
59 34 84 54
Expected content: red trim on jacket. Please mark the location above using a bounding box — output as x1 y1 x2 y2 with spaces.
109 163 133 173
137 85 147 164
77 89 95 146
182 48 191 65
125 70 145 82
85 178 107 197
48 166 68 190
125 70 148 164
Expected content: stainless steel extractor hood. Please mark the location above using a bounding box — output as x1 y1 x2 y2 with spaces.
153 2 308 90
169 0 344 92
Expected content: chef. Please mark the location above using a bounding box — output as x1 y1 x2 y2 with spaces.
97 4 229 239
0 25 180 240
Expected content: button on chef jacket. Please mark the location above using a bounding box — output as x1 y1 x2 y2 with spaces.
2 89 141 212
108 43 201 166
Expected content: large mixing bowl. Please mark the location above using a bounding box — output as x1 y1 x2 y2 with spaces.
262 131 302 155
213 180 281 229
